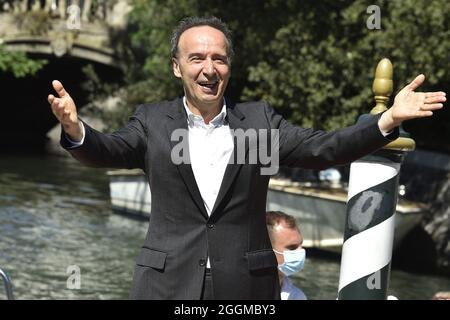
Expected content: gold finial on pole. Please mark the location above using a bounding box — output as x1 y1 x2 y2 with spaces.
371 58 393 115
370 58 415 151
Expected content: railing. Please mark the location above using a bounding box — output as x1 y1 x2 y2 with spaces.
0 0 129 64
0 267 14 300
0 0 110 23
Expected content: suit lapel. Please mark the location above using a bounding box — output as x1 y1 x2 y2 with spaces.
165 99 209 219
211 103 248 216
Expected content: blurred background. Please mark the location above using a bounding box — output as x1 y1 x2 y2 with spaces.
0 0 448 299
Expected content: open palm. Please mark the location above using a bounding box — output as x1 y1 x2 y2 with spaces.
379 74 446 132
391 74 446 124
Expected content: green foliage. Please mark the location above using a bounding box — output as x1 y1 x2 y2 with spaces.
244 1 449 130
79 63 123 129
108 0 449 151
0 45 47 78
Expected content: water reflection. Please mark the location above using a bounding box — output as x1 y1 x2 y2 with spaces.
0 155 148 299
0 154 449 299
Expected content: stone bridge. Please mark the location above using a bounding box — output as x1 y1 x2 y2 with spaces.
0 0 131 151
0 0 131 65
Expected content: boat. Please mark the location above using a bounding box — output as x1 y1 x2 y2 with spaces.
266 178 425 252
107 169 426 252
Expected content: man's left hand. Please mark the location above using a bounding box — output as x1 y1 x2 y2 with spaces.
378 74 446 133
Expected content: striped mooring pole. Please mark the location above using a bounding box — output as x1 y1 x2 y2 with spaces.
338 59 416 300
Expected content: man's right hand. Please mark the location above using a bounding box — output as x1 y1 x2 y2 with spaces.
48 80 83 142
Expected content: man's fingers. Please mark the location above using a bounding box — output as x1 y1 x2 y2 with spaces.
52 80 68 98
50 97 60 111
57 105 74 124
49 81 78 128
420 111 433 117
425 92 446 104
52 98 62 110
425 96 446 104
425 91 446 98
422 103 444 111
50 98 67 119
407 74 425 91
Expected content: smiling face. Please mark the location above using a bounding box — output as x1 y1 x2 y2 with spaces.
172 26 231 113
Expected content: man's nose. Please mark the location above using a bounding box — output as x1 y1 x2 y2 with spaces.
202 58 215 77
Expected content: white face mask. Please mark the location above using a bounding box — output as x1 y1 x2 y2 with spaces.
273 248 306 276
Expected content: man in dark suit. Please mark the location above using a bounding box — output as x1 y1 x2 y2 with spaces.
47 16 446 299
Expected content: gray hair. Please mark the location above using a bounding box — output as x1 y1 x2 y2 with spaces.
170 16 234 63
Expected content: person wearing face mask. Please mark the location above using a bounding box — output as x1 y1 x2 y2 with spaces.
266 211 307 300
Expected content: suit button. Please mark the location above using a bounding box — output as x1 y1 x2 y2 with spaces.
199 259 206 267
207 223 214 229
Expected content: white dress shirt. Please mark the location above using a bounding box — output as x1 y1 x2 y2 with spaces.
182 97 234 269
182 97 234 216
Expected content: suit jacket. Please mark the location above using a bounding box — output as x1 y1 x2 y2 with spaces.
61 98 397 299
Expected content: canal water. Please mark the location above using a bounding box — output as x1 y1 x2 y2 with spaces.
0 154 449 300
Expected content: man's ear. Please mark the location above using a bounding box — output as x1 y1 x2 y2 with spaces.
172 58 181 78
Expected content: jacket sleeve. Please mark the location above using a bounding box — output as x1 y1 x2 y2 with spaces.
263 102 399 169
60 105 148 170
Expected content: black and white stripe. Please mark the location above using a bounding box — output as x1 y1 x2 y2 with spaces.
338 151 402 300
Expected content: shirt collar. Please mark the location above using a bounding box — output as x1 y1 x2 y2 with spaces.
183 97 227 127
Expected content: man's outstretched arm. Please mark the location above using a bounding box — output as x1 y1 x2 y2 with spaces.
271 74 446 169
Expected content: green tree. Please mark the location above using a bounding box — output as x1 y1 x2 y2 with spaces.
0 44 47 78
242 0 449 151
